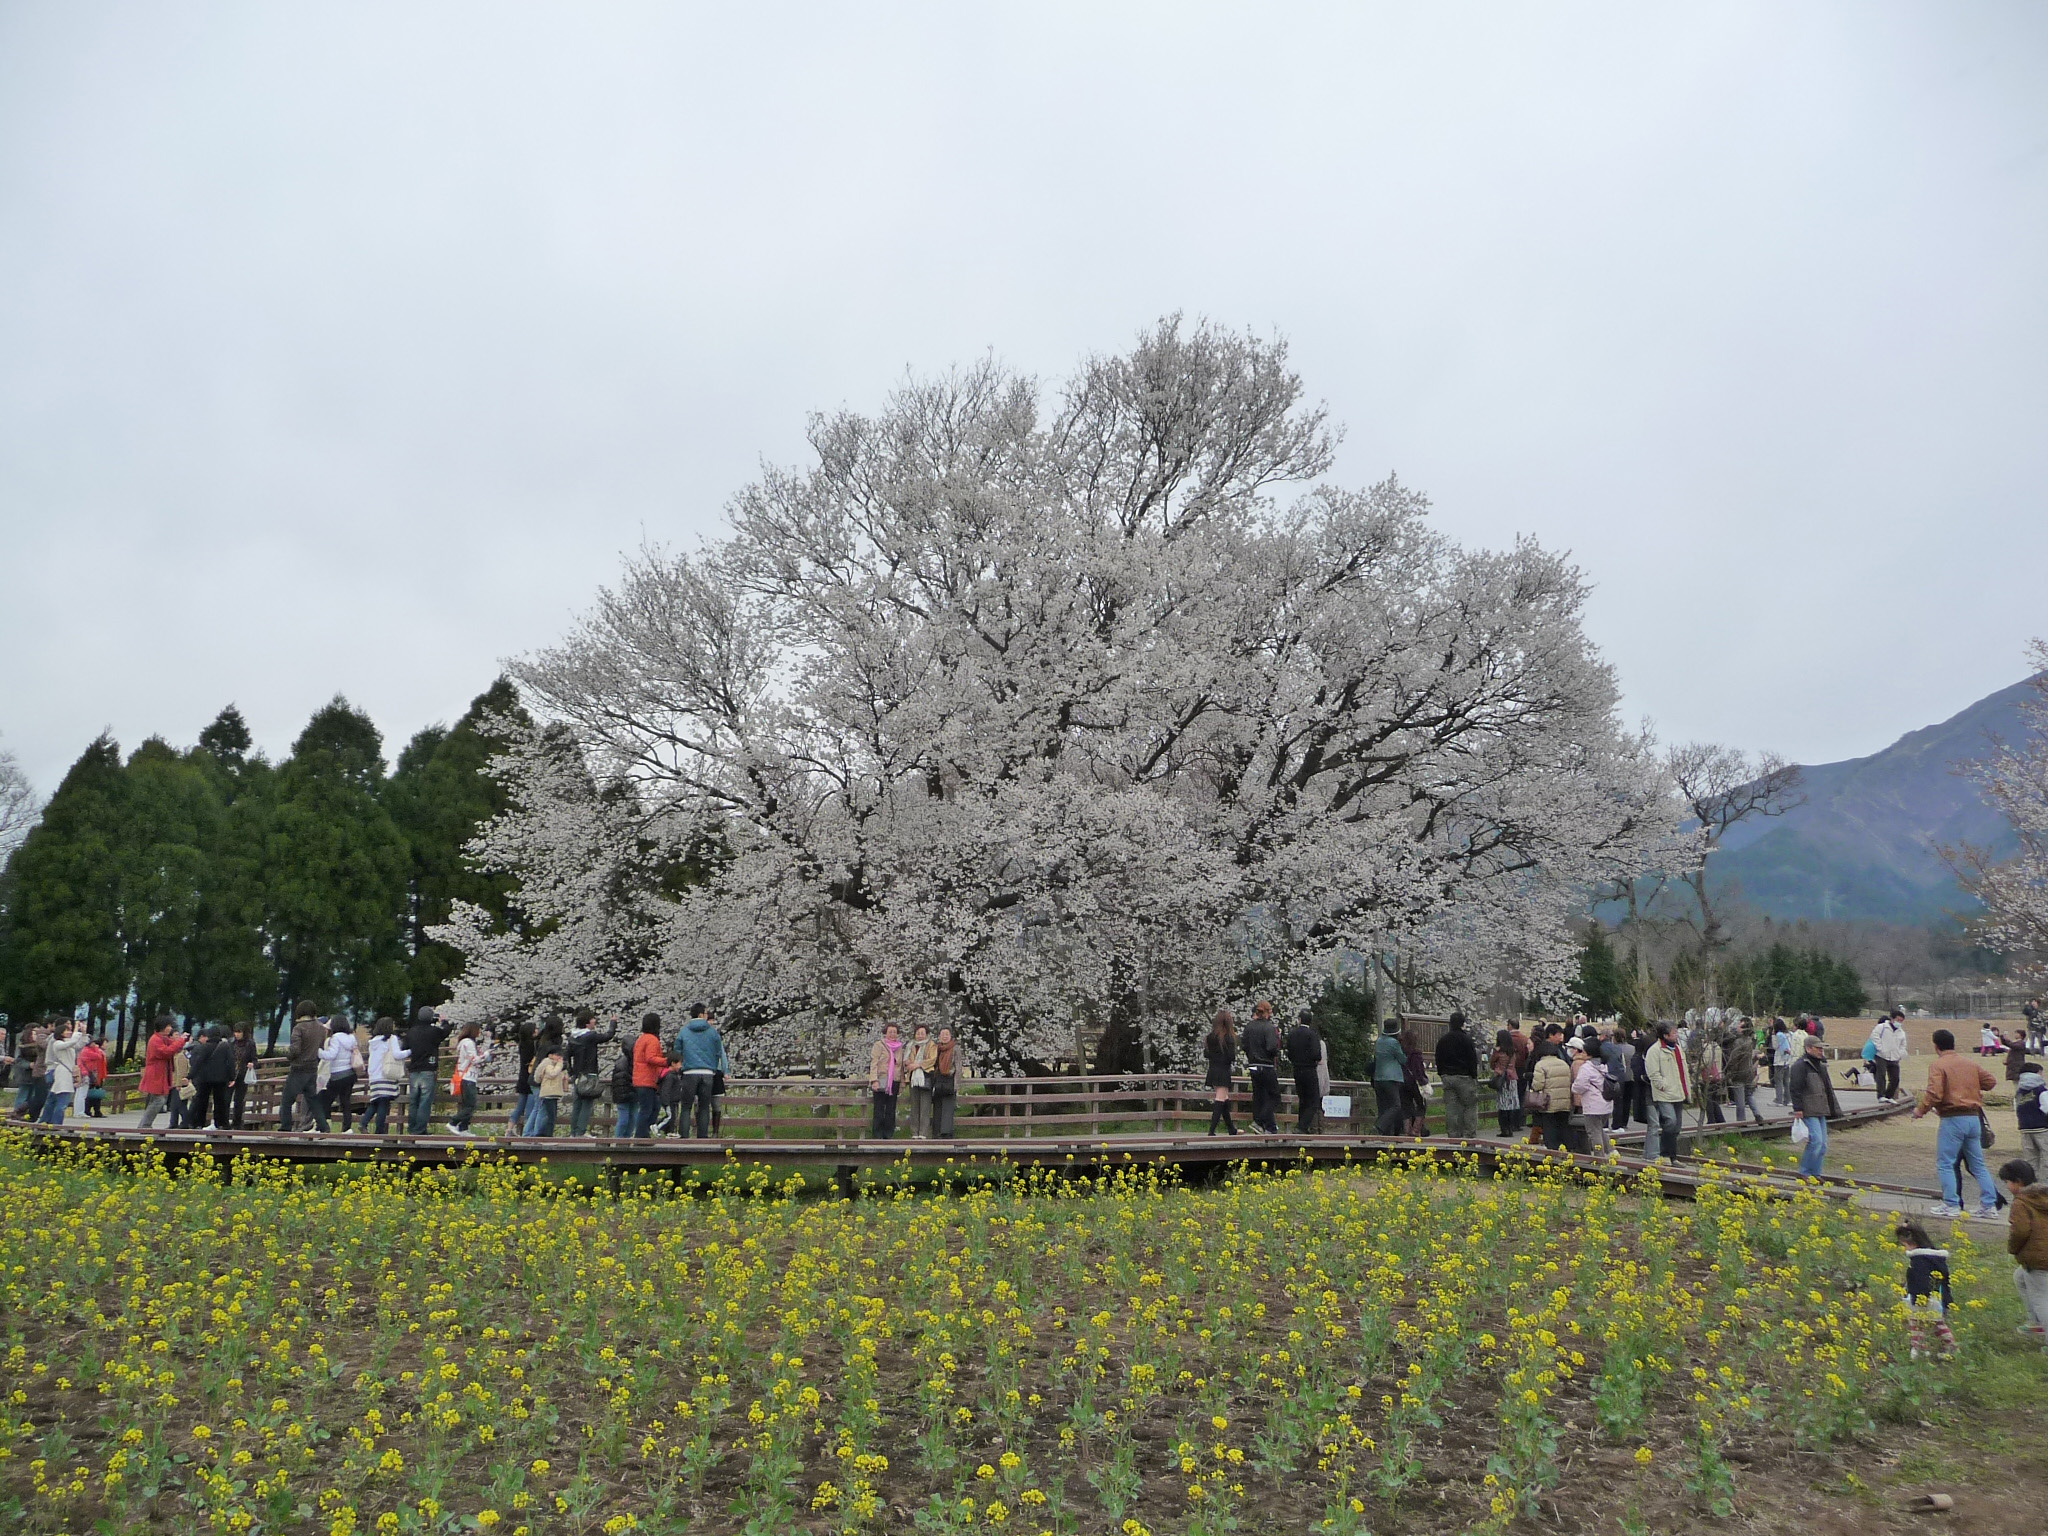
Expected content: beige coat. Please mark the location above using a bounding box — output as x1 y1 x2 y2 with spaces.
1528 1053 1572 1112
869 1037 909 1094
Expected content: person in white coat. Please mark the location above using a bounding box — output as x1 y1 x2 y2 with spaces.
1868 1010 1909 1102
38 1023 83 1126
320 1025 364 1130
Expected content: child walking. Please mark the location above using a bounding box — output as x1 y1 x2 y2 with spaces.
1894 1220 1956 1359
533 1045 570 1137
2000 1158 2048 1348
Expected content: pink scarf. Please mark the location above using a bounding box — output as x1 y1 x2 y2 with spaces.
884 1038 903 1093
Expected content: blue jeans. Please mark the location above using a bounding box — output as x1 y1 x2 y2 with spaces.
1936 1113 1998 1211
521 1092 550 1136
37 1078 67 1125
534 1098 559 1136
633 1086 659 1138
1799 1114 1828 1177
613 1099 637 1138
1646 1100 1683 1160
406 1070 437 1135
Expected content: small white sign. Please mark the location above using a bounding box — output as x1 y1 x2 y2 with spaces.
1322 1094 1352 1120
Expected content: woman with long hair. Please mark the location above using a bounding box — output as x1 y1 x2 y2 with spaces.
1489 1029 1520 1138
1204 1009 1239 1135
362 1018 407 1135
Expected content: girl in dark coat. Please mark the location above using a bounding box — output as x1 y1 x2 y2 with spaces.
1204 1010 1239 1135
1401 1028 1430 1137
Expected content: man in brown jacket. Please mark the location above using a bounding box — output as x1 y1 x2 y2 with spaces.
1913 1028 1999 1219
2000 1158 2048 1345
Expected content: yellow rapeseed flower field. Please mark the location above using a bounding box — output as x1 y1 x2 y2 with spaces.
0 1132 1983 1534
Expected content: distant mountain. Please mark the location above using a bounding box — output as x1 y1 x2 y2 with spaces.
1707 677 2036 924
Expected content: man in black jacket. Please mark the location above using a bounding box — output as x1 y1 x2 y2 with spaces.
1434 1012 1481 1139
564 1007 618 1137
1285 1010 1325 1133
1242 1000 1283 1134
281 1003 328 1132
188 1024 237 1129
403 1006 453 1135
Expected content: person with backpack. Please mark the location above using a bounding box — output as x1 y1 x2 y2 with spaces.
564 1008 618 1136
362 1019 408 1134
675 1005 726 1138
2016 1061 2048 1176
1721 1018 1758 1123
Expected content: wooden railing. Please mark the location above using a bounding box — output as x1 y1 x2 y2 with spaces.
210 1072 1375 1140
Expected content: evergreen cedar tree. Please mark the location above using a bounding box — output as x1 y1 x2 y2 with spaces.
0 682 527 1059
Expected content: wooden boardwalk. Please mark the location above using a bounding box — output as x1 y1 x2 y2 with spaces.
19 1093 1920 1204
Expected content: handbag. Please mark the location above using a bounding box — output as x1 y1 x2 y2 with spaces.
1979 1108 1996 1150
574 1072 602 1099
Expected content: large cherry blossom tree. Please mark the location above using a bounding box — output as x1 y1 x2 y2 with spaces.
436 319 1674 1069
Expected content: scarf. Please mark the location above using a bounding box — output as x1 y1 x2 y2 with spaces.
935 1039 956 1075
883 1038 903 1093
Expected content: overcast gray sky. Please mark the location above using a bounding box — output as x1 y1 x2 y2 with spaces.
2 2 2044 792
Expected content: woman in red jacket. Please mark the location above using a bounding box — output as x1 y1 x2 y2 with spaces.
77 1036 108 1117
628 1015 667 1140
139 1016 187 1129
